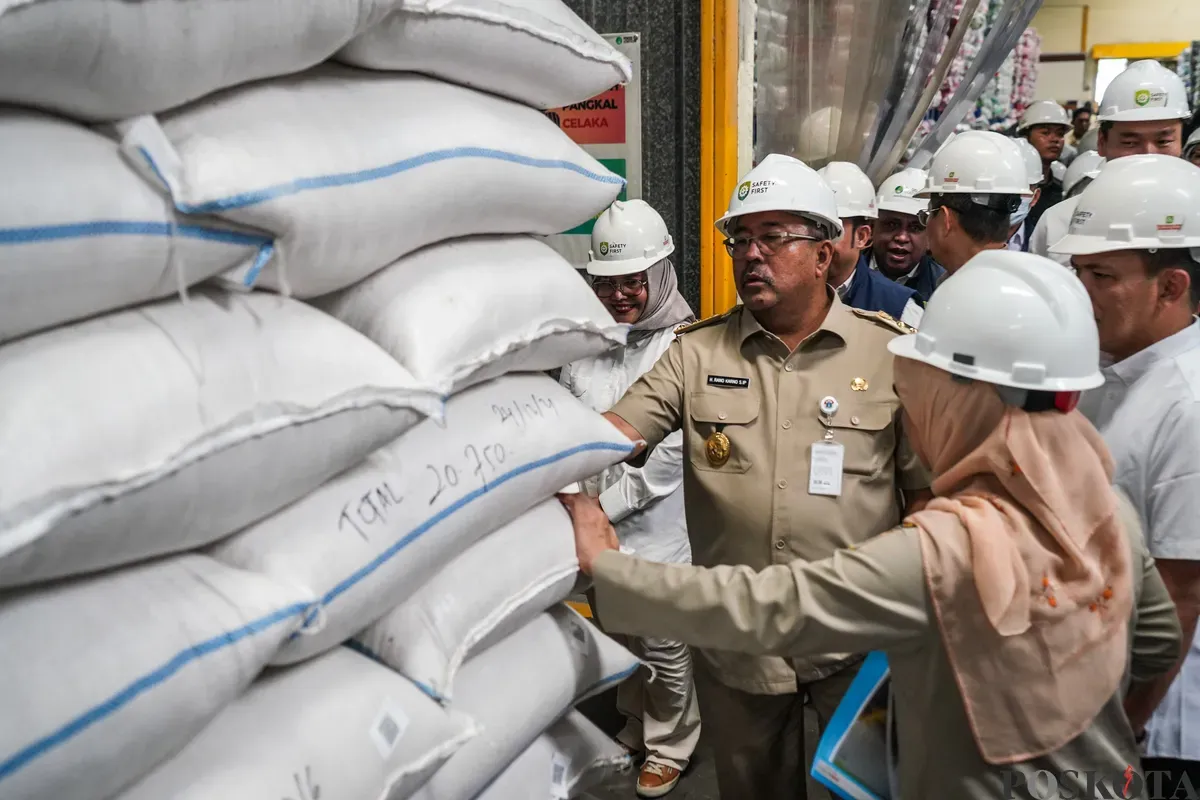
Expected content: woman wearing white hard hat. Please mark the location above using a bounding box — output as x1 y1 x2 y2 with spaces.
1018 101 1070 234
1052 155 1200 791
558 198 700 798
816 161 925 328
1031 60 1192 267
871 167 945 302
561 248 1179 799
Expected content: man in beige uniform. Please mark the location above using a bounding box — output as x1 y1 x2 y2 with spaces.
601 154 930 798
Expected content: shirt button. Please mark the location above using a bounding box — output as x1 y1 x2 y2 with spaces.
851 416 860 426
782 419 792 430
718 412 727 420
775 540 786 550
777 479 788 489
785 364 795 372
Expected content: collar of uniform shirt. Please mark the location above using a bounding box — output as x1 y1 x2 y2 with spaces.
1105 319 1200 386
736 287 853 353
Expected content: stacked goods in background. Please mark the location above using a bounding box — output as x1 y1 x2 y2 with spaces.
0 1 644 798
910 0 1040 150
1178 43 1200 114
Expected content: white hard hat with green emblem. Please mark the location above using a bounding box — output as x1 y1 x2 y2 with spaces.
587 199 675 277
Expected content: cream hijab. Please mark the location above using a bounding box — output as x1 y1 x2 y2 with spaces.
896 358 1133 765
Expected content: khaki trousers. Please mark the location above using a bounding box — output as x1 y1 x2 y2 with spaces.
692 656 861 799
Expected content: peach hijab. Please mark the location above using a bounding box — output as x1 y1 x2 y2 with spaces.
895 357 1133 765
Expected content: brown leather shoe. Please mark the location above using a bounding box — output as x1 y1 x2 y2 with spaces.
636 759 682 798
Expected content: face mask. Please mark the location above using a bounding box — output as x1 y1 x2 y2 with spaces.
1010 195 1034 227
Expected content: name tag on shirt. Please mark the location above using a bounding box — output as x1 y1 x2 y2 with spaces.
707 375 750 388
809 442 845 496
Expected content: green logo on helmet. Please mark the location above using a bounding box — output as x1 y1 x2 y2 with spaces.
894 185 903 193
737 181 752 201
1135 89 1152 106
599 241 610 256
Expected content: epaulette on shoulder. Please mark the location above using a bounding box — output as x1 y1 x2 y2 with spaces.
849 307 916 336
674 307 739 336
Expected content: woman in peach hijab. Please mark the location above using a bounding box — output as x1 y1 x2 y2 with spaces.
564 251 1182 799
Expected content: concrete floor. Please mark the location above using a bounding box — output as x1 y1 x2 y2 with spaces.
576 689 826 800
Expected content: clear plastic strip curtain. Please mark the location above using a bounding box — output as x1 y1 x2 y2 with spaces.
754 0 1045 184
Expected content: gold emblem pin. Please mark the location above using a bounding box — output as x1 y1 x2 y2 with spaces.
705 430 732 467
851 377 868 391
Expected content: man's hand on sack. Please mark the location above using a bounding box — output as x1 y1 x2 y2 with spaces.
557 492 619 576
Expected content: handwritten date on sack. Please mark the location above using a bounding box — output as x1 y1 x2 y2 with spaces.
337 392 562 541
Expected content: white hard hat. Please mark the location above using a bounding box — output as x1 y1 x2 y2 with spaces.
1013 137 1045 186
875 167 930 216
587 199 675 276
888 250 1102 392
916 131 1033 198
1051 155 1200 256
817 161 878 219
1018 100 1071 132
1062 150 1105 197
1185 128 1200 159
1098 59 1191 123
1078 128 1100 153
716 153 844 238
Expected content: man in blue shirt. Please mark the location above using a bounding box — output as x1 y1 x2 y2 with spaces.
868 167 944 303
817 162 923 329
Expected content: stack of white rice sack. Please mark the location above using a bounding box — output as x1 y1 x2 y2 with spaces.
0 1 643 798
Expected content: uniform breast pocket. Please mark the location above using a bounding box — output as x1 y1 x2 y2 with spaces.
687 391 759 474
822 402 896 478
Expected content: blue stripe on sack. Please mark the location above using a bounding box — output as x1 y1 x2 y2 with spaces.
242 241 276 287
0 600 311 784
0 439 631 785
149 146 625 215
577 663 641 703
292 440 633 634
0 221 272 248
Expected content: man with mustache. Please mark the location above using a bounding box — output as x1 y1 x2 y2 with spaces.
595 153 931 799
869 167 944 302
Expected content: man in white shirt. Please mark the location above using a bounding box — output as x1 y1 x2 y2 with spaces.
1052 155 1200 787
1032 60 1191 266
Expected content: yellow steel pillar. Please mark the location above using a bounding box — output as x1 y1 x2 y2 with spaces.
699 0 741 317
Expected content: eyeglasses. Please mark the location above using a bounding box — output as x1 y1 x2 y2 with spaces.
723 231 821 257
593 277 647 298
916 205 945 227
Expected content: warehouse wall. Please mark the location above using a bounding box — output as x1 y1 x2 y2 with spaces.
563 0 703 312
1033 0 1200 53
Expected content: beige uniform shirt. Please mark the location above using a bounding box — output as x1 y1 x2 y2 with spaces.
610 294 930 693
592 495 1181 799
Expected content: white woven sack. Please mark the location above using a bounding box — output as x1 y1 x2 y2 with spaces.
120 66 625 298
316 235 627 393
211 373 632 666
477 711 631 799
0 0 391 121
354 498 579 702
0 290 441 588
411 605 639 799
0 109 271 344
0 554 312 800
337 0 632 109
118 647 479 800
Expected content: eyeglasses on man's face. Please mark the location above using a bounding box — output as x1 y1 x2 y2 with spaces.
916 205 946 227
723 231 821 257
593 277 647 298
